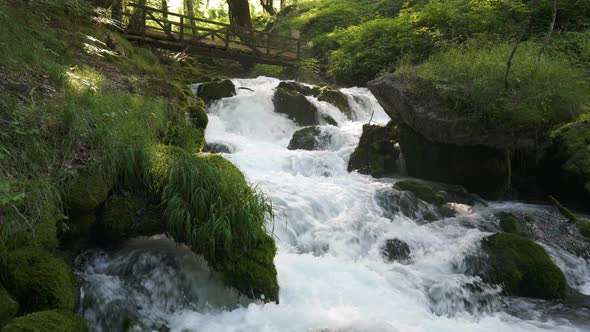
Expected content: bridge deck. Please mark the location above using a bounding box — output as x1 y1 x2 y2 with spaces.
121 4 301 66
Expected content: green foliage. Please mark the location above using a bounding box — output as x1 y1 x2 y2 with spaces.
398 42 590 127
5 247 76 313
481 233 566 299
0 285 18 328
150 146 274 263
394 180 446 206
1 310 88 332
578 221 590 239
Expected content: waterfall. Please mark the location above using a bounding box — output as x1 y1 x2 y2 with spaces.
76 77 589 332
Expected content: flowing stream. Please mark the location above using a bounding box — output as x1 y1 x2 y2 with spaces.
76 77 590 331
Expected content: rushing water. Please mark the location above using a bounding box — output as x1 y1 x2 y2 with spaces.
77 77 590 331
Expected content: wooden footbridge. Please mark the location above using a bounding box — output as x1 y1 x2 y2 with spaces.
120 3 302 66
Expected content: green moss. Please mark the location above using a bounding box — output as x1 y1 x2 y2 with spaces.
220 233 279 303
5 248 76 313
348 123 399 177
197 80 236 103
317 88 353 120
66 173 112 211
498 213 522 234
186 102 209 130
481 233 566 299
0 286 18 328
550 119 590 198
394 180 446 206
14 219 59 252
102 193 163 238
1 310 88 332
273 84 319 126
578 221 590 239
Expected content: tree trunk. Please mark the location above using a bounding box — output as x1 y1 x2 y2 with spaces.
227 0 253 29
129 0 147 33
184 0 197 35
504 0 539 89
260 0 276 15
161 0 170 34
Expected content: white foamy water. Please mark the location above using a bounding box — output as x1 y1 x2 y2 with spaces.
77 77 589 332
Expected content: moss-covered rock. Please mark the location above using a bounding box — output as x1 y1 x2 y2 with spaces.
5 248 76 313
66 173 112 211
548 119 590 204
276 81 321 97
220 233 279 303
394 180 446 206
398 125 510 199
153 80 189 105
186 99 208 130
480 233 566 299
15 219 59 251
101 193 163 238
1 310 88 332
0 286 18 328
498 213 522 234
318 87 353 120
273 82 320 126
197 79 236 103
287 126 331 151
348 123 399 177
578 221 590 239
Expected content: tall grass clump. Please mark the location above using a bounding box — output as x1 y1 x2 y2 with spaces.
149 145 274 267
397 41 590 127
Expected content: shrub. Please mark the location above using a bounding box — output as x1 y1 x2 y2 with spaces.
397 42 590 127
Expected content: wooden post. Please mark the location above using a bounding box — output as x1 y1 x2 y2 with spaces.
225 27 230 49
180 19 184 41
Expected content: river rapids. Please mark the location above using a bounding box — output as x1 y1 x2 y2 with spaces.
75 77 590 332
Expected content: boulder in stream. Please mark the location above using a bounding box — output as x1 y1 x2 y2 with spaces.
197 79 236 104
381 239 411 263
273 81 320 126
317 87 354 120
478 233 567 299
348 122 399 178
288 126 331 151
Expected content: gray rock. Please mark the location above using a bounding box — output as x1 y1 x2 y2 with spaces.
288 126 331 151
381 239 411 263
197 79 236 103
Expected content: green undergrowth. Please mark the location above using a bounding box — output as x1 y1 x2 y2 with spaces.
1 310 88 332
396 41 590 127
148 145 278 301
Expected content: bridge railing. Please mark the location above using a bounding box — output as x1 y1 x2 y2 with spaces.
121 3 302 61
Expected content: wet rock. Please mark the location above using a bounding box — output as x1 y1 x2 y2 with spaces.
288 126 331 151
276 81 321 97
381 239 411 263
320 114 338 126
375 187 451 223
0 286 18 328
197 79 236 103
367 74 545 149
546 119 590 208
206 142 233 154
101 192 164 239
398 124 510 199
318 87 354 120
394 180 446 206
478 233 567 299
348 122 399 178
273 82 320 126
